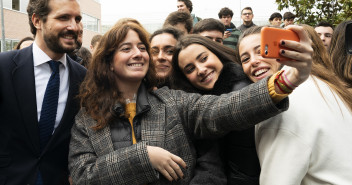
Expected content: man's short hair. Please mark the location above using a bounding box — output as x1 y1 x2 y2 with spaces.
218 7 234 18
177 0 193 13
241 7 253 14
269 12 282 21
91 34 102 47
283 12 296 20
315 21 334 29
163 11 193 33
27 0 51 36
193 18 225 34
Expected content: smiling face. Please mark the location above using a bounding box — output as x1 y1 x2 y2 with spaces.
34 0 82 59
239 34 281 82
178 44 223 90
151 33 177 80
112 30 149 87
177 1 190 14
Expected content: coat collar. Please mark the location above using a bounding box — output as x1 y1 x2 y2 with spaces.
113 83 151 116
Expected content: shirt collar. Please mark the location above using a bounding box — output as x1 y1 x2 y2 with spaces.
33 41 67 68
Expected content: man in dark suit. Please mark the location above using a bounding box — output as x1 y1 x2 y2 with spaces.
0 0 86 184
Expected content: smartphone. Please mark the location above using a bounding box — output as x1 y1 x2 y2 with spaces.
261 27 299 60
345 21 352 55
226 28 233 32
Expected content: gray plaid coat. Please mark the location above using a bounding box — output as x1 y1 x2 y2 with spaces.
69 78 288 185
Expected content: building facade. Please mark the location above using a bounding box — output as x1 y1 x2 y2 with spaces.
0 0 101 52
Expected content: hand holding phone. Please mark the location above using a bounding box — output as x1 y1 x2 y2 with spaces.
261 27 300 61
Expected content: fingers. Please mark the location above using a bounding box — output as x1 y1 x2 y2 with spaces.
163 154 185 181
278 25 313 63
170 155 185 179
158 157 184 181
171 154 187 169
279 47 312 63
275 25 313 86
159 168 174 181
147 146 186 182
165 164 179 181
286 25 311 43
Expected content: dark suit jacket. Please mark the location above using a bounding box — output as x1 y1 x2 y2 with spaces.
0 45 86 185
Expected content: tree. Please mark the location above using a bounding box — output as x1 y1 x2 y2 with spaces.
276 0 352 26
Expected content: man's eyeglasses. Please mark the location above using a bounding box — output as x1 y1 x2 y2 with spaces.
242 13 252 16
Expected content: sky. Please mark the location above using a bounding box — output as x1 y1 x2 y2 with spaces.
100 0 290 31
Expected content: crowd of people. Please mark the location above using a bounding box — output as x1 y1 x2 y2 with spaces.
1 0 351 185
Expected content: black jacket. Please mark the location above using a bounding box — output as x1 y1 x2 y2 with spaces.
211 62 260 185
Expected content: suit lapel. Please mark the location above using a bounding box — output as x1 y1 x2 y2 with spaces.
12 46 40 153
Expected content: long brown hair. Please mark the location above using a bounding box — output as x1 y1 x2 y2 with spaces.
302 24 352 112
79 21 157 130
237 25 352 112
329 20 352 88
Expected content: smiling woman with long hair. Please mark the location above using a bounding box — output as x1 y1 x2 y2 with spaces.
237 25 352 185
68 19 312 185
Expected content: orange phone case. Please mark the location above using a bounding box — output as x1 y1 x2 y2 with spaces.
261 27 299 60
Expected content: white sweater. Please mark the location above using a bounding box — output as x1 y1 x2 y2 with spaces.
256 76 352 185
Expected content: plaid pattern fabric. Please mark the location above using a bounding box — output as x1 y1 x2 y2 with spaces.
69 77 288 185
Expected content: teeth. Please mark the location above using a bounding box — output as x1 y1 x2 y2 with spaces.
254 69 268 77
202 72 213 82
63 35 73 39
129 63 143 67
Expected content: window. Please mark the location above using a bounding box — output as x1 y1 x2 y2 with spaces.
82 13 99 32
3 0 28 12
12 0 19 11
0 39 19 52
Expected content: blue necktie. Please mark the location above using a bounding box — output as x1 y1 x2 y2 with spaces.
36 61 60 185
38 60 61 151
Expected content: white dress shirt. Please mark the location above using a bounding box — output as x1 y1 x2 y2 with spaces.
33 41 70 133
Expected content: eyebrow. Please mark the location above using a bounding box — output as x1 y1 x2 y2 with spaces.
240 45 260 58
119 42 144 48
151 45 174 50
163 45 175 49
183 51 205 71
118 43 131 48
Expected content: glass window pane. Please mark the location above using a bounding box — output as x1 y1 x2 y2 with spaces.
12 0 19 11
82 13 99 32
6 40 12 51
